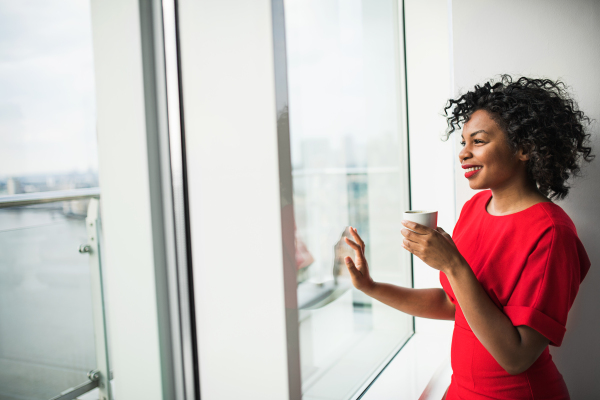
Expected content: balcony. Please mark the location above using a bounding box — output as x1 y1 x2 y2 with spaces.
0 189 111 400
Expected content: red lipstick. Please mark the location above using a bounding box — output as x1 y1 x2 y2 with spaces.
464 169 481 178
462 164 483 179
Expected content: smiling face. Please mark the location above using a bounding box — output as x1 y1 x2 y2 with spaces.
459 110 529 191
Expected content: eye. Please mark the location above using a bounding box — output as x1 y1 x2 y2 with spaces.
474 139 484 144
459 141 466 147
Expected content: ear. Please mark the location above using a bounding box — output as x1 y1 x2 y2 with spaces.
517 146 530 162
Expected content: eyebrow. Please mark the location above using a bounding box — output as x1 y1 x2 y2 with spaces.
460 129 488 140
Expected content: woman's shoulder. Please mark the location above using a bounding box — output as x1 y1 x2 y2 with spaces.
526 202 589 272
528 202 591 282
539 201 576 226
531 201 579 237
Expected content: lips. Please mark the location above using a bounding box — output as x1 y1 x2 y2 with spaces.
464 168 482 178
462 164 483 179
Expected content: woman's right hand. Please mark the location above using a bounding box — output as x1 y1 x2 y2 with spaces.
344 227 376 294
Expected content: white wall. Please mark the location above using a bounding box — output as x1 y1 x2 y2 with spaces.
404 0 455 335
451 0 600 396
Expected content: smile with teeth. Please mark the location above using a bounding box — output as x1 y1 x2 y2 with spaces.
465 166 483 172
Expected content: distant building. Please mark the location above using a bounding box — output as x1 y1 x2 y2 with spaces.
7 178 22 195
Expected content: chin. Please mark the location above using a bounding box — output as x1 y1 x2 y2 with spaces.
468 180 488 191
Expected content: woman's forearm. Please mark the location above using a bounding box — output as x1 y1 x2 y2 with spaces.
445 260 548 374
398 220 550 375
362 283 455 320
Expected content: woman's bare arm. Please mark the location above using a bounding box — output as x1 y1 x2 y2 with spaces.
344 227 455 321
401 220 550 375
363 284 455 320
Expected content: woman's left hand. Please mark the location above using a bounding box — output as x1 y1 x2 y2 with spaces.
401 220 464 272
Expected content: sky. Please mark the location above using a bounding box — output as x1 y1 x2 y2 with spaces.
284 0 402 169
0 0 400 178
0 0 98 178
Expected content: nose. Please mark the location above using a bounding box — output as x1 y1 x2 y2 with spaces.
458 143 471 163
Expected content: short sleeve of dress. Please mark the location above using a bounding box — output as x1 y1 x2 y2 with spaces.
503 224 590 346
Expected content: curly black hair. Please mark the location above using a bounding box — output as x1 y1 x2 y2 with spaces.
444 75 594 200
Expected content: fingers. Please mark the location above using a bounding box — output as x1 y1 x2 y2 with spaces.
436 227 456 247
401 220 429 234
402 237 424 259
349 226 365 252
400 228 420 243
344 256 361 277
436 227 453 238
402 237 416 254
436 227 449 235
344 237 364 259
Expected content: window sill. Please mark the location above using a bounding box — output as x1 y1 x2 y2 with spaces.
77 333 452 400
360 330 453 400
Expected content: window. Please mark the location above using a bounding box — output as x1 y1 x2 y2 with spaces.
0 2 108 399
0 1 98 193
284 0 413 398
0 198 101 399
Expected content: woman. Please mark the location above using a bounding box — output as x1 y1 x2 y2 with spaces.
344 75 593 399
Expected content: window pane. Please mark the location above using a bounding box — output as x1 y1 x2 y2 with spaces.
284 0 413 398
0 0 98 194
0 1 104 399
0 202 97 399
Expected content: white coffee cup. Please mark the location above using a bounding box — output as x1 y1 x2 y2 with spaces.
402 210 438 231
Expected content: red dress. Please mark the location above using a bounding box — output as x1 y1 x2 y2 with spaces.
441 190 590 400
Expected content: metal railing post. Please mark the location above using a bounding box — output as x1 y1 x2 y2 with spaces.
83 198 113 400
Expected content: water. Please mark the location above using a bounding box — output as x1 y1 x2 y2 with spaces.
0 203 97 400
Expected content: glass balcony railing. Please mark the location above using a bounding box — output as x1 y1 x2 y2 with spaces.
0 188 111 400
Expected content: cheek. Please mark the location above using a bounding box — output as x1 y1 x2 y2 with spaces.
481 149 519 178
479 145 508 166
486 153 505 169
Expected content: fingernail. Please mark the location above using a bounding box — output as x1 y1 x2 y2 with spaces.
401 220 407 224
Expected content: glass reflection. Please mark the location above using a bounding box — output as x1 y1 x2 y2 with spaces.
284 0 413 398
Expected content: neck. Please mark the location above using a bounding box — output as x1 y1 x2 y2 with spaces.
488 173 549 215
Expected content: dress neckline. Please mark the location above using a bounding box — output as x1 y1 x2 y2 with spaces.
483 190 554 217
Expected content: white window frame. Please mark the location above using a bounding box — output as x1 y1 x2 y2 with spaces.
91 0 198 399
90 0 458 399
178 0 412 399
